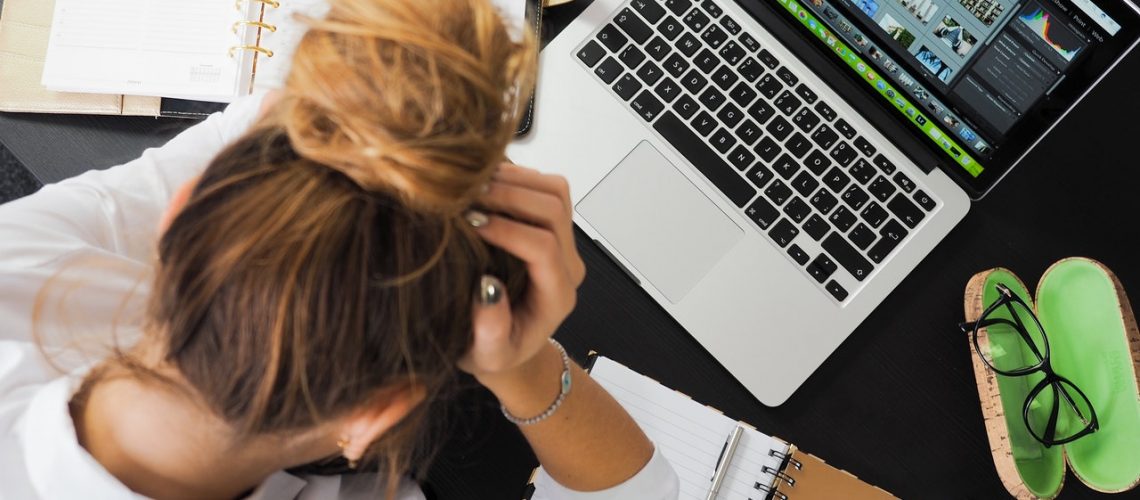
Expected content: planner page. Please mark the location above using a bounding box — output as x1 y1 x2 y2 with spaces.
589 356 790 499
42 0 252 101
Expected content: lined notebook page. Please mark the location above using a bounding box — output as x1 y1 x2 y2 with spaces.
591 357 789 499
42 0 252 101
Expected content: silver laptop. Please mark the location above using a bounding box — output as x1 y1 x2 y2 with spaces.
507 0 1140 405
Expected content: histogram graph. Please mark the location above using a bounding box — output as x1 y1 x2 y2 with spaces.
1019 4 1085 61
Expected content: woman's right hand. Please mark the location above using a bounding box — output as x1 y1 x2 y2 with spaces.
457 163 586 397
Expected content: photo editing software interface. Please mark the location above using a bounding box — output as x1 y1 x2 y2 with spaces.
778 0 1125 177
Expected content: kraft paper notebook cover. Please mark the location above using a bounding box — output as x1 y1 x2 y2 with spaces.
523 355 896 499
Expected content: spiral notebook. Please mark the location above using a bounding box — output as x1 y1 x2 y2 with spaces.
524 355 896 500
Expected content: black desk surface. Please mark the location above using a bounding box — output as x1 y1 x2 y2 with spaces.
2 2 1138 499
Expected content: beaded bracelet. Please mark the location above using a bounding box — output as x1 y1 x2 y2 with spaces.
500 338 572 426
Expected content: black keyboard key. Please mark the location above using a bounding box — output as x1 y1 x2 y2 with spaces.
860 201 888 228
786 132 811 158
663 53 690 78
654 77 682 103
709 128 736 154
700 0 723 17
770 219 799 247
654 112 756 207
637 61 664 85
792 107 820 132
664 0 692 16
756 73 783 99
717 103 744 128
829 141 857 167
868 176 896 202
746 197 780 229
823 167 851 193
645 36 672 60
682 9 711 32
765 116 793 141
595 57 624 84
657 16 685 40
711 66 739 90
823 233 873 281
632 0 667 23
791 171 819 197
736 119 762 145
694 49 719 73
834 118 856 139
677 33 701 57
727 145 755 171
720 15 741 35
740 32 761 52
829 205 857 232
754 136 780 162
788 244 810 265
612 74 642 101
893 172 916 193
747 99 775 124
764 179 793 205
698 87 726 111
776 67 798 87
853 136 876 157
841 184 870 210
673 94 700 119
578 40 607 67
802 212 829 240
794 84 818 104
804 150 831 175
597 24 628 52
869 220 907 263
701 24 729 49
849 223 875 249
807 254 837 283
774 90 802 116
849 158 876 184
758 49 779 69
631 90 665 121
809 188 838 214
814 101 837 121
691 111 717 136
616 8 654 43
887 193 925 228
873 154 896 174
619 45 647 69
738 58 764 82
826 281 849 301
810 124 839 150
913 190 937 211
728 82 757 107
681 69 708 94
719 41 746 66
784 197 811 223
771 154 799 180
746 163 774 188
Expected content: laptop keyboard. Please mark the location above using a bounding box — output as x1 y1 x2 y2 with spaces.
575 0 940 303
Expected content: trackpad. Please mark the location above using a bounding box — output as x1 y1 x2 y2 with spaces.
578 141 743 303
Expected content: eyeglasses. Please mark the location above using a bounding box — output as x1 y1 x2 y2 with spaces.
959 284 1098 447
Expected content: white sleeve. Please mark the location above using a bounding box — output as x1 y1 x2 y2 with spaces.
531 446 679 500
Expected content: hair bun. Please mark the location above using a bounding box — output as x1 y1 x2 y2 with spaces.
276 0 537 214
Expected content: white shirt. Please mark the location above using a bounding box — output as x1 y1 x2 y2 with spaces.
0 94 679 499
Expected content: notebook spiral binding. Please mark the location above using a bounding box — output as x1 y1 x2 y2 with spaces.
769 448 803 470
754 481 789 500
229 0 279 59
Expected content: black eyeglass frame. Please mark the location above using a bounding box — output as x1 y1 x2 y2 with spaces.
959 284 1099 448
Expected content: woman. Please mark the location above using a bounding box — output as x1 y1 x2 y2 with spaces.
0 0 679 498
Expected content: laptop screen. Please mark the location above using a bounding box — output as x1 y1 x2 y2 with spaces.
764 0 1140 195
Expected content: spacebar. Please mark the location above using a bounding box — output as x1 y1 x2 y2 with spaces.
653 112 756 207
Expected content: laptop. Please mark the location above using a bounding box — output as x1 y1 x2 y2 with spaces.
507 0 1140 405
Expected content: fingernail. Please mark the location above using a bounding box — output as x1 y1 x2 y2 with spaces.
480 182 492 195
465 210 489 228
479 275 504 305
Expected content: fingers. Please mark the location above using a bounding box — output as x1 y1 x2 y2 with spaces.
473 214 576 316
495 163 572 214
458 276 516 374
